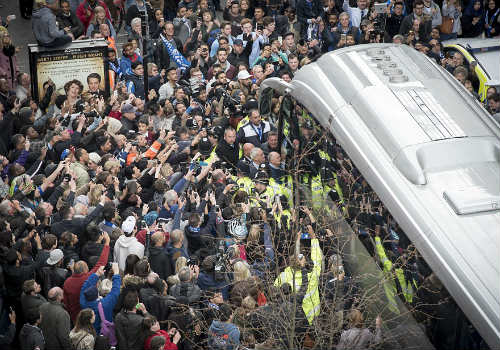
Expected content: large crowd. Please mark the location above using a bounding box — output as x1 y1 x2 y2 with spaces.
0 0 498 349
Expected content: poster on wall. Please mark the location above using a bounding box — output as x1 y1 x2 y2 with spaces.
28 39 109 102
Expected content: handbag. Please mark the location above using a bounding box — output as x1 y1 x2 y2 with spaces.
97 301 117 346
440 16 455 34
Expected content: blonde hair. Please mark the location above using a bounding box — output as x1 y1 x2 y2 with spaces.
89 184 104 207
247 224 261 244
90 6 107 25
175 256 187 274
233 261 251 282
348 309 364 328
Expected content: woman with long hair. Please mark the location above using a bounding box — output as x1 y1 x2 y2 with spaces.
70 308 97 350
239 0 253 18
86 6 117 38
0 32 19 90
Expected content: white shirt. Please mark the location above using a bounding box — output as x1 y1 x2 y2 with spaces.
343 0 369 27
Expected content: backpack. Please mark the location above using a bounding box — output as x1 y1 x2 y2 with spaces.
98 301 117 346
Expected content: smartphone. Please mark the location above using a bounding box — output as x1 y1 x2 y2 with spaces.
301 232 311 239
278 36 282 45
374 3 386 14
341 34 347 41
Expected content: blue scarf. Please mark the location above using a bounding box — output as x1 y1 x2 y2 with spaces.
159 34 191 72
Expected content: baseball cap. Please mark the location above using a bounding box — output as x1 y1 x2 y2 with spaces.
121 103 136 114
237 70 252 80
88 152 101 164
47 249 64 265
233 39 243 46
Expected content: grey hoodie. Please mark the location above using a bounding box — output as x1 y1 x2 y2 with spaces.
32 7 66 45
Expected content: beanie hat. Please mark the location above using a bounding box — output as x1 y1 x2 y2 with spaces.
83 285 99 302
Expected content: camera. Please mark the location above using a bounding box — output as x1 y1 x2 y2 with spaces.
59 114 72 127
63 174 72 182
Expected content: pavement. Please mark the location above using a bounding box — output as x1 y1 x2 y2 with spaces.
1 1 36 72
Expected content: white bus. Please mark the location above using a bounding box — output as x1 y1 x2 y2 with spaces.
260 44 500 349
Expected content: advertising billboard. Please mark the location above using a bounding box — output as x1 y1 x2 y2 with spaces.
28 39 109 102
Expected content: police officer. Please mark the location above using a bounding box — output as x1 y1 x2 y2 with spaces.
274 228 323 326
252 171 275 209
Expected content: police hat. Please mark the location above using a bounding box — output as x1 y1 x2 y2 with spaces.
198 137 212 156
254 171 269 185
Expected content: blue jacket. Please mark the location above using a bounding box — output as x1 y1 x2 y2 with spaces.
208 320 240 350
119 54 143 76
197 271 230 300
80 273 121 334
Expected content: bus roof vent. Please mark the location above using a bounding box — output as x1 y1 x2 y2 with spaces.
367 48 385 56
383 68 403 76
390 75 409 83
443 187 500 215
377 61 398 69
371 55 391 62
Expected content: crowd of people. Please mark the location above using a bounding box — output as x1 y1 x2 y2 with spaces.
0 0 498 349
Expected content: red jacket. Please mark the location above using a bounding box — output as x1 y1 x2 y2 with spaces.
63 245 110 322
76 0 112 30
145 330 178 350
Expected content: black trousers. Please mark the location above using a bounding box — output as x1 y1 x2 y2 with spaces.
19 0 34 18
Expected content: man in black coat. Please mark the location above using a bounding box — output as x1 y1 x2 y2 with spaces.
399 0 432 41
50 192 105 238
296 0 324 37
215 127 239 170
21 280 47 318
385 1 406 39
153 22 184 72
80 225 108 265
57 1 84 39
148 232 172 282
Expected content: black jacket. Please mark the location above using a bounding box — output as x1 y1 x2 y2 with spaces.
51 203 104 238
19 324 45 350
399 13 431 41
80 242 106 265
21 293 47 319
125 73 145 100
139 286 175 322
115 310 148 350
119 116 138 134
56 11 84 38
296 0 324 35
3 259 41 299
40 266 70 297
126 3 155 30
148 246 172 282
169 281 202 305
215 139 240 169
152 36 183 71
385 13 405 38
